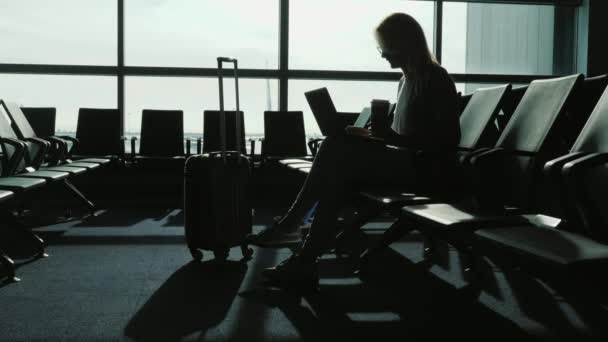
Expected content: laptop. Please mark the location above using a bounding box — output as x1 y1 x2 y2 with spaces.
304 87 372 136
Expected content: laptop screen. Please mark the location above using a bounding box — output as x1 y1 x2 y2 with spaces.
304 87 339 136
353 107 371 128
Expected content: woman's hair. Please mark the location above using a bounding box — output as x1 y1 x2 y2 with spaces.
376 12 437 90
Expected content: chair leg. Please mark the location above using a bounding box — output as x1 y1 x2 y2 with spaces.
3 212 49 259
62 179 96 216
457 246 485 298
334 206 381 256
1 249 20 282
358 217 415 272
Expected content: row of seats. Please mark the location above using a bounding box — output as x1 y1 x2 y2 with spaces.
0 100 113 282
20 108 330 164
280 74 608 306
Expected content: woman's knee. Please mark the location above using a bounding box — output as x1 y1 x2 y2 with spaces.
316 136 352 158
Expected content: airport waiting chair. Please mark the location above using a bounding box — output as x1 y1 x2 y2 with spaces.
3 101 108 171
323 84 513 256
0 101 97 215
356 84 512 215
0 128 48 258
68 108 126 163
0 189 20 282
202 110 250 156
363 74 591 274
260 111 310 163
471 76 608 303
131 109 188 167
21 107 56 138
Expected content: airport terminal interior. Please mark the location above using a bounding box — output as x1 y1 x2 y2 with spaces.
2 0 608 341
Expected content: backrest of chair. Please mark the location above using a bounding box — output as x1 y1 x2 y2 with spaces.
263 111 307 158
566 76 608 153
202 110 246 154
496 85 527 133
139 109 184 157
457 92 472 115
2 101 37 139
482 75 583 209
0 101 19 140
497 74 583 153
0 100 28 174
75 108 124 156
458 84 511 150
571 84 608 153
21 107 56 138
566 84 608 242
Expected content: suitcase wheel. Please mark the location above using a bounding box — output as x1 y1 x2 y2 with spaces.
213 249 229 261
190 248 203 262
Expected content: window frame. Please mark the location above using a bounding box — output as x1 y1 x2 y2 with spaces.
0 0 582 135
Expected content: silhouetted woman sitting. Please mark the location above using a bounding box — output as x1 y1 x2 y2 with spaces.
251 12 460 289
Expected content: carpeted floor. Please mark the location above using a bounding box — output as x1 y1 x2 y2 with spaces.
0 207 606 341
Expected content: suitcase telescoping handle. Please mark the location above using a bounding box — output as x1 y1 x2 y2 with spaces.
217 57 241 163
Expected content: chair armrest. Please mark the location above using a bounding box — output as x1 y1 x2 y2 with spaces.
562 153 608 235
459 147 492 165
45 136 71 165
57 135 80 154
185 138 192 156
23 137 50 168
23 137 50 151
543 152 588 177
130 136 138 163
118 136 128 161
469 147 505 167
248 138 257 158
307 138 324 156
563 153 608 180
0 137 26 176
539 152 589 220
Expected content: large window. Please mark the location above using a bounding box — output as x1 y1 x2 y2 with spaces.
0 1 583 140
289 0 434 71
0 74 116 133
443 2 560 75
125 0 279 69
0 0 117 65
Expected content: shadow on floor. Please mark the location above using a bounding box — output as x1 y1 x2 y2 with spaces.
124 260 247 341
240 247 532 341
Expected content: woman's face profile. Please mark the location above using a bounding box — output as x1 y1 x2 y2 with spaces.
377 38 407 69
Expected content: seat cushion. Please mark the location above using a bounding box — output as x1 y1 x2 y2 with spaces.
42 166 88 175
401 203 528 229
0 177 46 192
16 170 69 181
72 154 116 160
359 190 432 208
75 158 111 164
61 162 100 170
286 162 313 170
279 159 313 166
475 225 608 269
0 190 14 202
296 166 311 174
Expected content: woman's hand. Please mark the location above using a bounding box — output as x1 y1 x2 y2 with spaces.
345 126 372 137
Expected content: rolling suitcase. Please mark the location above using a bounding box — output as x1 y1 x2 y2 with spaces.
184 57 254 262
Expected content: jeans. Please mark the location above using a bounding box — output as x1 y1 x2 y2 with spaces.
280 135 419 259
